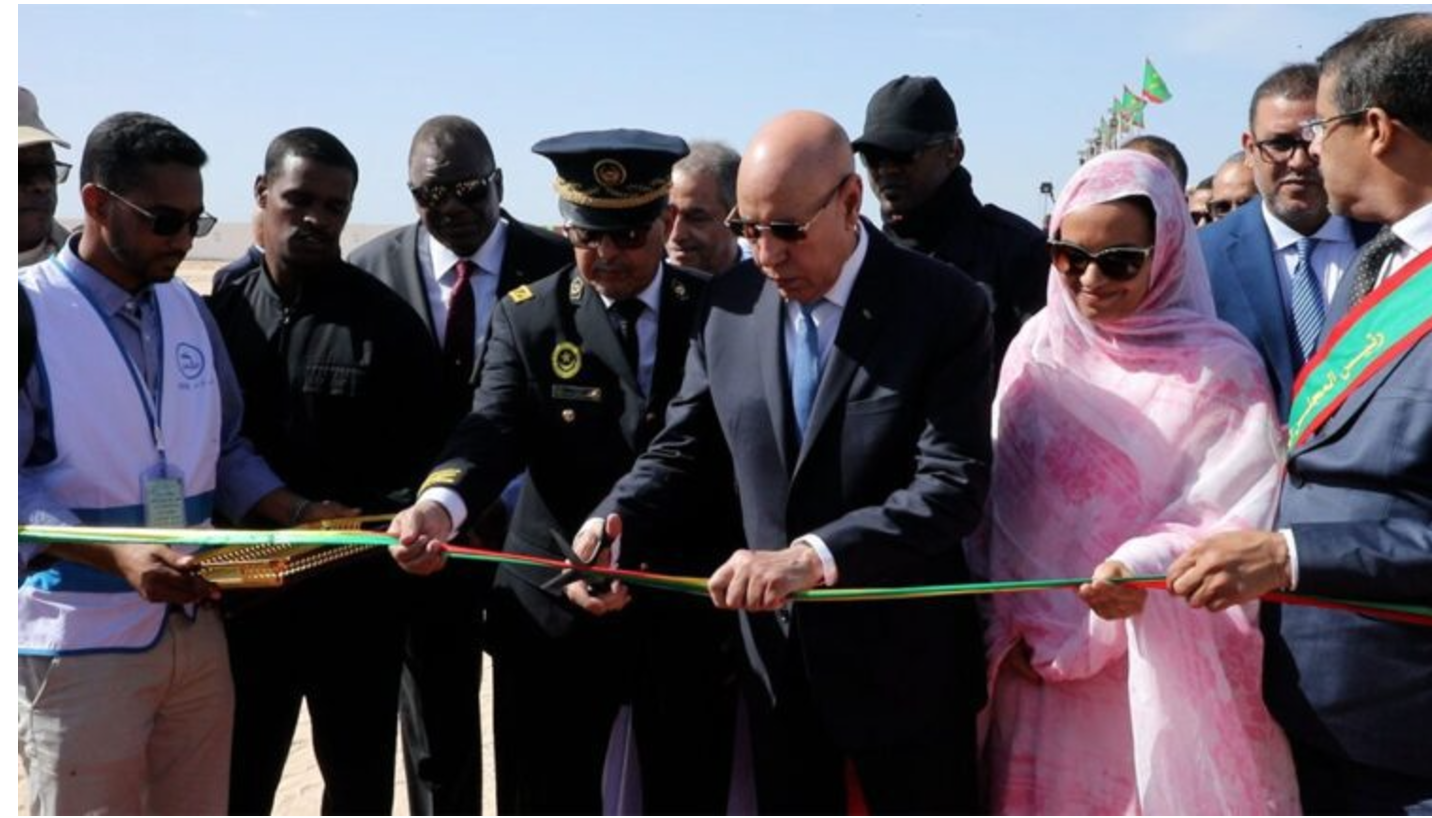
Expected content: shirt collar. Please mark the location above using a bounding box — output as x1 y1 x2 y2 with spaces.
1260 202 1355 251
817 221 868 310
58 236 152 317
428 216 509 282
1392 199 1432 257
597 263 665 317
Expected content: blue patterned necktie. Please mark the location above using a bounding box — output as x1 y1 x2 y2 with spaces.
1289 236 1324 362
791 302 822 444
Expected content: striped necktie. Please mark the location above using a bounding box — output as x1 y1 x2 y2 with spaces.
1289 236 1324 362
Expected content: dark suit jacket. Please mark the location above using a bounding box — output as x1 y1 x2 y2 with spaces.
1201 199 1379 419
1267 258 1432 779
348 212 572 419
599 224 993 749
421 263 736 639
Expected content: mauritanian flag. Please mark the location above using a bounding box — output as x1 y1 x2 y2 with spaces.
1142 58 1172 103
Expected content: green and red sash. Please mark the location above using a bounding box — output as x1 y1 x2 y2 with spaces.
1289 244 1432 449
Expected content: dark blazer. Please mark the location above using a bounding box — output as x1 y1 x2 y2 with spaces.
422 263 734 636
1201 199 1379 419
1267 265 1432 780
599 224 993 749
348 212 572 416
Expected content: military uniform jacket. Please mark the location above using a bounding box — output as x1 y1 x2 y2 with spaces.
424 262 734 636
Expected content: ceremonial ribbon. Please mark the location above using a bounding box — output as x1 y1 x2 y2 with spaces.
18 525 1432 627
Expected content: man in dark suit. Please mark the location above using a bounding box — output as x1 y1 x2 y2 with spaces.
568 111 993 813
389 130 738 815
1171 13 1432 814
1202 63 1378 420
347 116 571 816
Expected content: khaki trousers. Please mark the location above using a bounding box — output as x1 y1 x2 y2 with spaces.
18 606 234 816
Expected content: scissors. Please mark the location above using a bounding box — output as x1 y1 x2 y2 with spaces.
540 527 613 595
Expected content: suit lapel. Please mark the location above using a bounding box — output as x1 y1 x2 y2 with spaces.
1231 209 1301 378
794 233 889 473
399 224 439 341
650 272 693 410
572 278 643 448
756 280 794 476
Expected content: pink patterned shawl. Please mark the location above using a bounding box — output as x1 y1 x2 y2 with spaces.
971 151 1299 814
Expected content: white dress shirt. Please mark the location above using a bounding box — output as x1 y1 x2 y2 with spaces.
419 218 508 350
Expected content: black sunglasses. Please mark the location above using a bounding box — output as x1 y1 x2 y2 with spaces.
99 186 217 238
20 160 71 186
725 175 850 243
1206 196 1252 220
1048 239 1153 282
857 139 951 167
565 223 652 250
409 169 499 209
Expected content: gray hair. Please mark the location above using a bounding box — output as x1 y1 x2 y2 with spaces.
673 140 740 212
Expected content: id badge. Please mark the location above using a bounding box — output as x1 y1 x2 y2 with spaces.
141 461 187 528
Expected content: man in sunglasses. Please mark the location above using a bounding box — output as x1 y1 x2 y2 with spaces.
1201 64 1379 420
19 112 337 815
852 74 1045 365
1173 14 1432 813
389 130 739 814
1188 176 1215 227
19 86 71 266
566 111 993 813
1206 151 1258 223
349 114 571 817
666 140 745 275
207 127 446 815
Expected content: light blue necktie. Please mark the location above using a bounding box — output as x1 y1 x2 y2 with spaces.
792 302 822 444
1289 236 1324 362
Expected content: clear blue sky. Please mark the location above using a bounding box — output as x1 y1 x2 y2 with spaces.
19 4 1406 230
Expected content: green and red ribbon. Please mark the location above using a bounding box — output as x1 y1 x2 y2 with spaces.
18 524 1432 627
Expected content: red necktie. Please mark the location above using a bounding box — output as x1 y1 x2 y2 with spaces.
444 259 477 379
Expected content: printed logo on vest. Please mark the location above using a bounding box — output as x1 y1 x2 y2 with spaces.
176 342 206 380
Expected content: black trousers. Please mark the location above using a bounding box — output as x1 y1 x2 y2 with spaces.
630 594 740 815
487 583 628 816
225 558 405 816
398 560 490 815
746 639 979 816
1291 735 1432 815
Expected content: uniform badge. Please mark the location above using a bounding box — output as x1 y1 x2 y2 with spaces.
671 279 689 301
552 341 583 380
568 276 585 303
594 158 627 190
508 285 535 304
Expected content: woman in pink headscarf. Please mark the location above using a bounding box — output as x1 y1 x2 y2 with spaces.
970 150 1299 815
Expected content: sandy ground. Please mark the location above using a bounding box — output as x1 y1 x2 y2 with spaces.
19 260 499 816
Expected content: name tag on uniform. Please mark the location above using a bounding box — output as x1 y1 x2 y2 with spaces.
551 385 602 403
141 462 187 528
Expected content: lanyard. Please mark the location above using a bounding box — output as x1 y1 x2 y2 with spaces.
57 259 169 464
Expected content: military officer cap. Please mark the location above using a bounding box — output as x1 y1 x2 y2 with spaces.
532 129 689 230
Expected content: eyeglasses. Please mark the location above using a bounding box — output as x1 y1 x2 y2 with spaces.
19 160 71 186
409 169 499 209
1048 239 1153 282
565 223 652 250
1252 135 1315 163
1190 210 1212 227
1206 196 1252 221
725 175 850 243
1299 108 1370 142
98 186 217 238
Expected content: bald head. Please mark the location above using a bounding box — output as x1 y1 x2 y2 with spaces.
736 111 862 304
740 111 854 205
407 115 503 256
